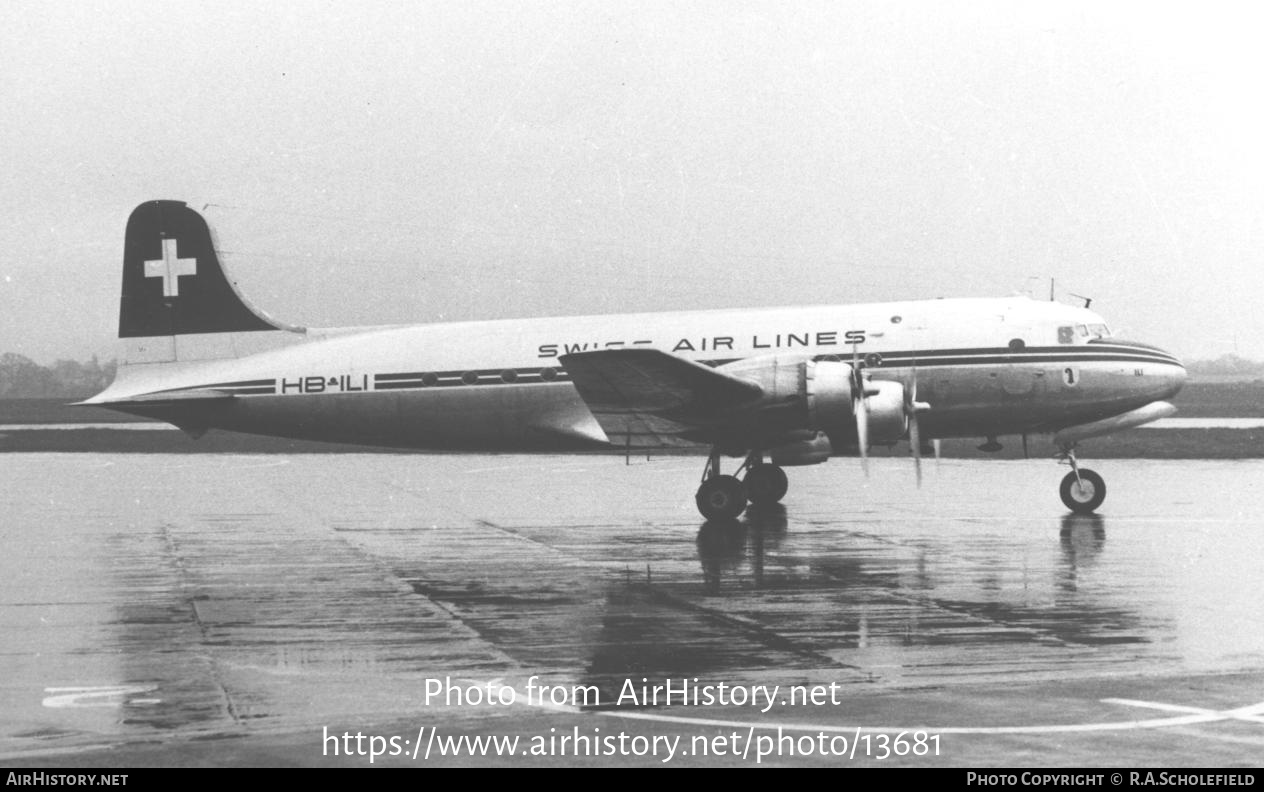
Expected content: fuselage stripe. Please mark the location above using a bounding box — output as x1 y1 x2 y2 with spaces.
164 346 1181 397
861 353 1180 368
202 379 276 388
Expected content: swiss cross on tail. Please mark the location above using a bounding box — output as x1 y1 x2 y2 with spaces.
144 238 197 297
119 200 282 338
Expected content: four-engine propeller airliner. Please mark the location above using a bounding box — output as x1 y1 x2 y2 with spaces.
85 200 1186 519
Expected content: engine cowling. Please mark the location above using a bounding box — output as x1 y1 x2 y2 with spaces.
716 355 907 445
810 363 906 445
805 359 853 431
859 379 908 445
716 354 814 404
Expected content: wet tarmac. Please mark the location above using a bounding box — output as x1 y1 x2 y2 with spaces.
0 453 1261 767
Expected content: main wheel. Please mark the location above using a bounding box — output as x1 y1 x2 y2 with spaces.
695 475 748 520
744 464 788 505
1060 469 1106 514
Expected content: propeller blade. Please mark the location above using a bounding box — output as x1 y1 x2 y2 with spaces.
855 392 869 477
906 364 924 486
852 341 869 476
909 409 922 487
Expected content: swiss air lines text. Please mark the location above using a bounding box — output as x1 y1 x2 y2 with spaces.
537 330 866 358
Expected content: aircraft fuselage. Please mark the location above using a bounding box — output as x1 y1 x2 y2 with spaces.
91 297 1185 451
86 200 1187 517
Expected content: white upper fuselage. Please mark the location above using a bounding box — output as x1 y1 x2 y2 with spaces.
99 296 1122 390
90 296 1186 451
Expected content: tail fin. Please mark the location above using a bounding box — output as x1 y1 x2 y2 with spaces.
119 200 302 363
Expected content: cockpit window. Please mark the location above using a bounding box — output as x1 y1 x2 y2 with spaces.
1059 323 1111 343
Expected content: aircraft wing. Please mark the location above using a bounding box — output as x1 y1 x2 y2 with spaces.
558 348 762 446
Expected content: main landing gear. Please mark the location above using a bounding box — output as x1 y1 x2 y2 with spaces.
695 449 788 520
1057 446 1106 514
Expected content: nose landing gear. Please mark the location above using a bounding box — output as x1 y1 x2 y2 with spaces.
1057 446 1106 514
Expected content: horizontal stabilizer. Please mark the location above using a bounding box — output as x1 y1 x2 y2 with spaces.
526 409 610 445
75 389 237 407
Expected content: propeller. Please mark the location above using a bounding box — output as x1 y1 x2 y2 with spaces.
851 343 869 476
904 362 932 487
852 343 930 484
907 373 922 486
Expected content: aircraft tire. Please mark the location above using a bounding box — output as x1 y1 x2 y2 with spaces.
744 464 788 505
1059 469 1106 514
696 475 748 520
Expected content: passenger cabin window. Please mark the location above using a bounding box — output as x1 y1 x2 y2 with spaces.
1057 326 1075 344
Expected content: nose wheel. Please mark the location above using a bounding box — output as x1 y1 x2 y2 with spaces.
1057 446 1106 514
1060 469 1106 513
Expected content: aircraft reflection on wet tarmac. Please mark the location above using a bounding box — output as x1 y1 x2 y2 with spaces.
1 454 1262 765
694 508 1106 594
578 508 1146 708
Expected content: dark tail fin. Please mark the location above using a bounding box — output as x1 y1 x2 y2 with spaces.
121 200 283 338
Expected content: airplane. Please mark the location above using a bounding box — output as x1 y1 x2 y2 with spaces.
84 200 1187 520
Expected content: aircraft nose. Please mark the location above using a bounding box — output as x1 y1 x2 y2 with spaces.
1156 348 1186 400
1111 339 1186 401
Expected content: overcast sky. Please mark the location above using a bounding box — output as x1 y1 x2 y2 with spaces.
2 1 1261 364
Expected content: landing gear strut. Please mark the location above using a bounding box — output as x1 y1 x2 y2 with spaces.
1057 446 1106 514
694 449 789 519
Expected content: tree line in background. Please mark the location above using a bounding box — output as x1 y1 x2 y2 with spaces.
1184 354 1264 377
0 351 1260 399
0 353 117 398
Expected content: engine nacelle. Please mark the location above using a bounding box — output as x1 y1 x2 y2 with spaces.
717 354 812 404
805 359 853 432
768 429 832 466
861 379 908 445
805 359 906 445
716 355 907 446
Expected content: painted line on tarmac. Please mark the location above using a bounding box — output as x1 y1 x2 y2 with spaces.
42 685 159 708
600 699 1264 735
0 423 177 430
1103 697 1264 725
480 679 1264 736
